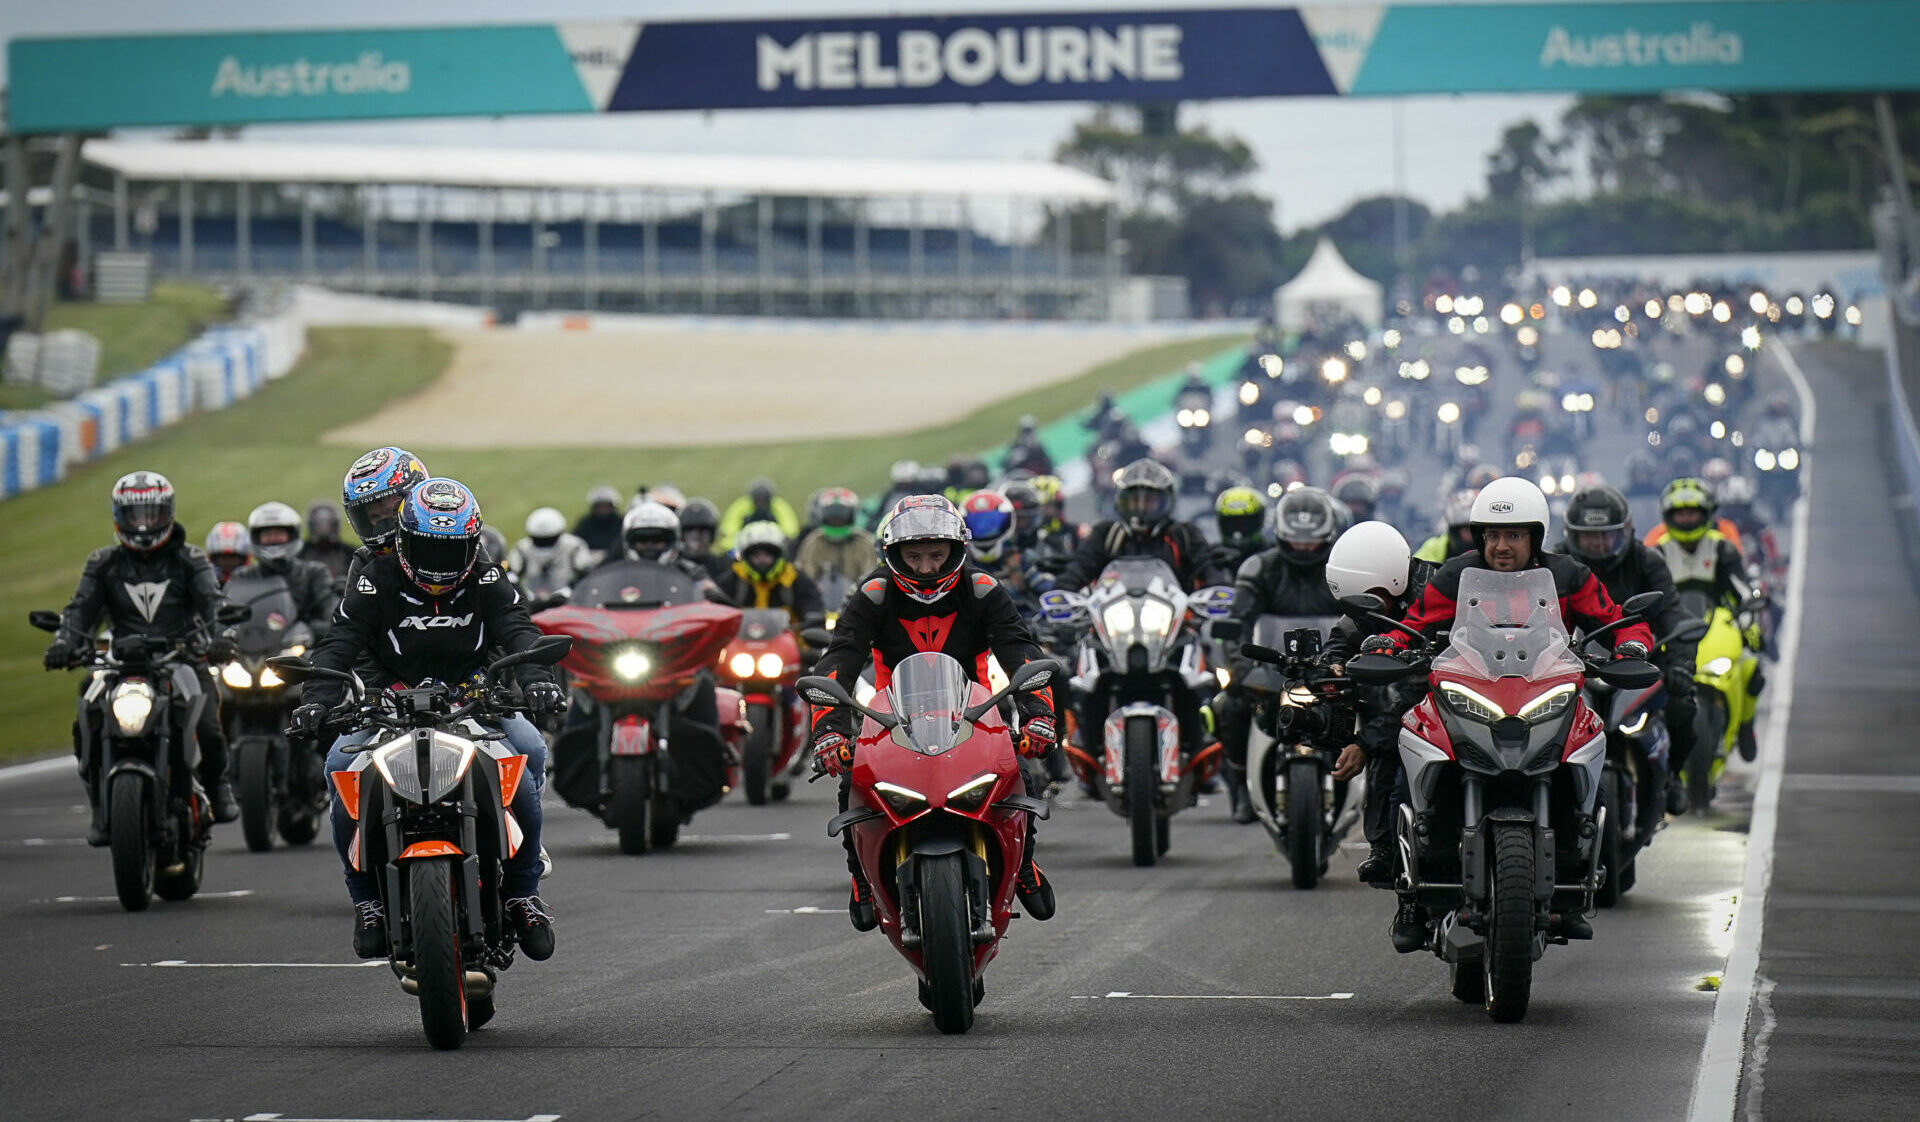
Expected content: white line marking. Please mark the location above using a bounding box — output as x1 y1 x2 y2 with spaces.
1071 991 1355 1001
4 837 87 847
121 960 386 969
1784 773 1920 794
764 905 835 915
1688 340 1813 1122
0 756 74 784
237 1115 560 1122
678 832 791 842
43 890 254 904
1744 976 1779 1122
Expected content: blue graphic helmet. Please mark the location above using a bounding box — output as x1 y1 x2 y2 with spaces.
341 446 429 547
396 478 483 596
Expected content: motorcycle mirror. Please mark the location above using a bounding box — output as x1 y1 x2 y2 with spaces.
1661 619 1710 646
1009 658 1063 694
1239 642 1284 666
1621 591 1664 619
262 656 355 687
1209 619 1244 642
490 634 573 673
800 627 832 649
1191 586 1237 618
1339 593 1385 617
1595 658 1661 690
217 603 253 625
797 675 853 709
1345 652 1419 686
28 610 60 633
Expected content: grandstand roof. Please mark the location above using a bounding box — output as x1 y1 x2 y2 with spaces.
86 140 1116 204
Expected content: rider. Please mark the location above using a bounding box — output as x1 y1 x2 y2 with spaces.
339 446 431 587
793 487 878 587
611 502 725 593
204 521 253 587
46 472 240 835
289 478 562 962
507 507 596 599
718 522 825 630
943 457 993 505
719 478 801 550
1027 474 1081 568
676 498 730 580
1363 477 1653 949
1211 485 1270 577
1212 487 1346 824
242 501 339 639
572 486 626 557
1320 521 1434 886
299 501 355 580
1005 415 1055 476
1331 474 1380 526
1056 458 1213 593
809 495 1059 928
1644 476 1764 760
1413 489 1480 563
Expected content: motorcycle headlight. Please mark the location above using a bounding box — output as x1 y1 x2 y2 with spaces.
1704 656 1734 677
756 652 785 679
873 781 928 818
220 661 252 690
1778 448 1799 470
727 651 756 679
613 647 653 682
1102 601 1137 636
372 735 476 803
258 664 284 689
1239 382 1259 405
1177 409 1195 427
109 680 156 735
1516 683 1576 723
1440 682 1504 723
1192 408 1209 426
946 773 997 814
1137 598 1175 637
1322 358 1348 383
1754 449 1777 471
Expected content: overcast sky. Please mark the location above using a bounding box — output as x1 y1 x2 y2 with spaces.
3 0 1575 230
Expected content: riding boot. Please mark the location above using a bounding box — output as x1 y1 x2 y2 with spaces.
1223 761 1257 824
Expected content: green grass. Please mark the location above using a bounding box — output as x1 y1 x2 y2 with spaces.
2 284 228 413
0 325 1241 759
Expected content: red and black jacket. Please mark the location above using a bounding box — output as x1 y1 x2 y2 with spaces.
1384 551 1654 652
811 563 1052 740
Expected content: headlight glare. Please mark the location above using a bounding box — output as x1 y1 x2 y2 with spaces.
109 681 156 735
756 652 785 679
1440 682 1505 722
727 651 756 679
946 773 997 814
873 781 928 817
1137 598 1175 636
220 662 252 690
1516 683 1576 722
1102 601 1136 636
613 648 652 682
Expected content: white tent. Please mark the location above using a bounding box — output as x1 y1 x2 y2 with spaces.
1273 237 1384 331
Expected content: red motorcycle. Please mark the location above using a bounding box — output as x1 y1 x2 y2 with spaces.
533 560 743 854
800 652 1059 1034
714 608 808 805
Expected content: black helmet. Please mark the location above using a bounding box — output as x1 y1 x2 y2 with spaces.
1112 458 1176 535
1562 484 1634 570
112 471 176 552
1271 486 1340 568
678 498 720 533
1331 475 1378 522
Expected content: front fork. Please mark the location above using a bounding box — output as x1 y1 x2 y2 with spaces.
892 827 996 950
1398 777 1603 929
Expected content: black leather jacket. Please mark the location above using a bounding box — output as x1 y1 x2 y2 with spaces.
1057 519 1213 593
59 525 227 645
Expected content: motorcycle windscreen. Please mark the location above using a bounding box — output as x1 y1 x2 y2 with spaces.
1431 567 1581 683
886 652 973 757
570 560 704 608
222 571 300 656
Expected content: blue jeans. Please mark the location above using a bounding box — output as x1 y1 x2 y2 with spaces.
327 714 547 906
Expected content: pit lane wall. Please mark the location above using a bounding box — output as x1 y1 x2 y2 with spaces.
0 301 305 501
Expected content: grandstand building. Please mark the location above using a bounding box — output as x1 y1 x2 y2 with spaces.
71 141 1144 320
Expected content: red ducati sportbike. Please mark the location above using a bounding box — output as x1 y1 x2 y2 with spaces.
1345 569 1662 1023
800 652 1059 1035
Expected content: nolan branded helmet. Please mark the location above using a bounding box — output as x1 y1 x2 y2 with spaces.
1324 520 1412 601
1470 477 1551 552
396 478 483 597
341 446 428 548
879 494 969 604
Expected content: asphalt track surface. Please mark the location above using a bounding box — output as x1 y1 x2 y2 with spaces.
3 322 1836 1122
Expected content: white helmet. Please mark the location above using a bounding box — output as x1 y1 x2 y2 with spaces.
246 501 304 564
645 484 686 512
622 501 682 561
1324 520 1411 600
1470 477 1551 547
525 506 567 542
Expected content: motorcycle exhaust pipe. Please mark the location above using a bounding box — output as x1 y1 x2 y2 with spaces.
399 970 494 998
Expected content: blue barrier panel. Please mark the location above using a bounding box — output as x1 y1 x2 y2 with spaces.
0 426 19 499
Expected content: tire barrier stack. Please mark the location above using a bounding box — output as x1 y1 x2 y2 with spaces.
0 306 306 501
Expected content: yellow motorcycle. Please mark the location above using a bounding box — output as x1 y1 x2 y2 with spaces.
1681 591 1766 811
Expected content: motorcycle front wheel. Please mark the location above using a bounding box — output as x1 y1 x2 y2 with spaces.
1596 769 1628 908
1125 715 1158 867
1485 822 1536 1023
742 702 775 806
918 852 976 1035
410 857 467 1050
1286 756 1323 890
108 772 153 912
235 736 277 852
610 757 654 855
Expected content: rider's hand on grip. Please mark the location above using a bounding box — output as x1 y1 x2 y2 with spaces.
812 731 853 778
42 640 73 671
523 681 564 719
206 631 238 665
1018 716 1056 759
1358 635 1398 656
287 702 329 739
1614 640 1649 662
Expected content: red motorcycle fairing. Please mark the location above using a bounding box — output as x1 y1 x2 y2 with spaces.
845 683 1029 980
715 611 809 777
534 602 741 704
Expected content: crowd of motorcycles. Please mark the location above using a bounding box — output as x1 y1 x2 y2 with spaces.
27 269 1821 1043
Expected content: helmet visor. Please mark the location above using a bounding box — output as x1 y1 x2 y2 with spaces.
1567 527 1630 564
348 492 405 544
402 532 478 588
1115 486 1172 525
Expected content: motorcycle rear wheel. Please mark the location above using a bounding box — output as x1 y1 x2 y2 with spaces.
154 811 203 903
236 737 277 853
918 852 976 1035
610 757 654 855
1125 715 1158 867
410 857 467 1050
1485 823 1535 1023
108 773 153 912
742 702 775 806
1286 756 1323 890
1690 694 1727 812
1596 770 1627 908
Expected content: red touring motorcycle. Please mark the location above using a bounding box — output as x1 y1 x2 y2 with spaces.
534 560 744 854
715 608 808 805
800 652 1060 1035
266 634 572 1050
1344 570 1661 1023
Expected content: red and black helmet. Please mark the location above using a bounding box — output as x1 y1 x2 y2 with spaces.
878 494 969 605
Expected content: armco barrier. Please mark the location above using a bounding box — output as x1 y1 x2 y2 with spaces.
0 310 306 501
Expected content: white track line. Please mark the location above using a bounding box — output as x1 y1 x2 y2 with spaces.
0 757 73 785
1071 991 1355 1001
1687 340 1815 1121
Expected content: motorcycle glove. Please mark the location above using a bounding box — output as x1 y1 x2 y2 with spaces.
1019 716 1056 758
1358 635 1399 656
1615 641 1650 661
42 640 73 671
287 702 329 739
812 731 854 778
206 631 238 665
523 681 564 719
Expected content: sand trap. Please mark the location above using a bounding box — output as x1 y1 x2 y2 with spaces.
324 321 1192 448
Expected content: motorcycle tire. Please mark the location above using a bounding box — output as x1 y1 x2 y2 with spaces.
918 852 976 1035
1287 757 1323 890
610 758 654 855
742 702 775 806
1597 770 1628 908
649 806 681 851
277 798 322 846
1449 957 1485 1004
278 750 324 845
1690 694 1727 813
1125 715 1158 868
236 737 277 853
410 857 468 1051
108 772 153 912
1485 822 1536 1023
